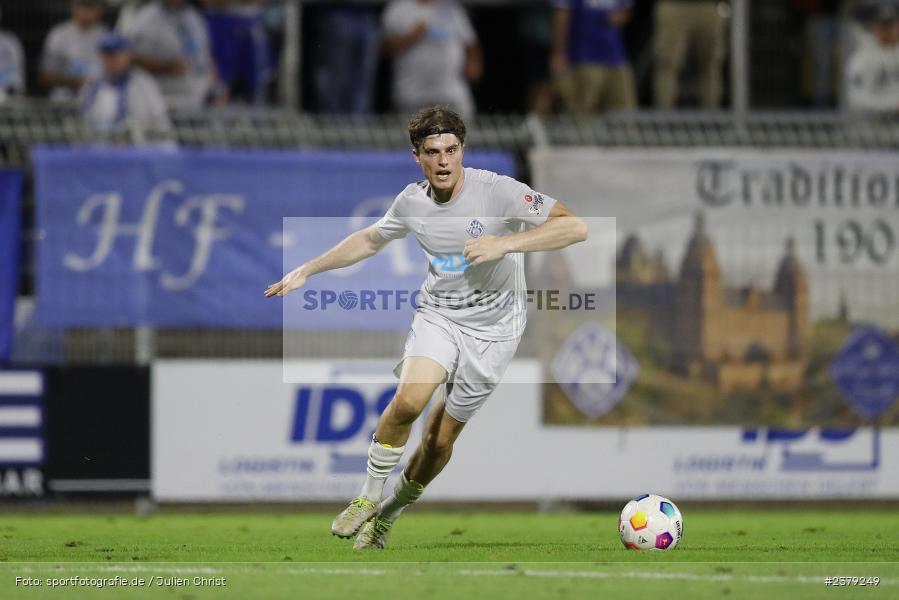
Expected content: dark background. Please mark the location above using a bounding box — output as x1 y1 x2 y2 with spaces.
2 0 813 112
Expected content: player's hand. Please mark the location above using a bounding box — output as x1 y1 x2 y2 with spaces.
463 235 509 266
264 267 307 298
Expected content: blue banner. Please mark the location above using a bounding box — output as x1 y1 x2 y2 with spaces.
0 169 22 361
33 147 515 328
831 327 899 421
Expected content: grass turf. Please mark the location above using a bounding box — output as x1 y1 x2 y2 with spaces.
1 510 897 599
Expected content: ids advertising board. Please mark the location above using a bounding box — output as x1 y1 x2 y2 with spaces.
152 361 899 501
152 360 540 501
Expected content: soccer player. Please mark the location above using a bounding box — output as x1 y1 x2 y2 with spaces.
265 106 587 550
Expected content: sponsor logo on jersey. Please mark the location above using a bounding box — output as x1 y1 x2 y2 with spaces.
524 194 533 203
430 253 469 273
466 219 485 238
528 194 544 215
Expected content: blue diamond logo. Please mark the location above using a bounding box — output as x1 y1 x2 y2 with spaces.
830 327 899 420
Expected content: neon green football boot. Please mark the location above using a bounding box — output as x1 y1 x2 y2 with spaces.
353 516 393 550
331 497 380 539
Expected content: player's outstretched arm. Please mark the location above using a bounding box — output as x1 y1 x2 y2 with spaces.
264 224 390 297
463 200 587 266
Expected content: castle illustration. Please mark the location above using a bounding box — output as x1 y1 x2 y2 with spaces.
617 213 809 393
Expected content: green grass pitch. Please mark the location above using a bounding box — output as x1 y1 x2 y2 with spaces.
1 509 897 599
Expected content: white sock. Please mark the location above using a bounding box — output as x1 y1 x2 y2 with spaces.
358 436 405 502
378 472 426 522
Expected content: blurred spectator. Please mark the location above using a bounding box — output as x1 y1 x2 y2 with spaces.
846 1 899 112
653 0 728 109
204 0 272 105
0 7 25 103
518 4 555 114
80 33 171 134
126 0 223 109
314 4 380 114
381 0 482 118
551 0 636 115
794 0 842 108
40 0 108 101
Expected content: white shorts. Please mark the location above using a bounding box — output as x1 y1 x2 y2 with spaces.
394 310 520 423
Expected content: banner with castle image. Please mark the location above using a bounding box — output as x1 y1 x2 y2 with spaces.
530 148 899 428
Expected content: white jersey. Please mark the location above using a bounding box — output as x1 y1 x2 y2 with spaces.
376 167 557 341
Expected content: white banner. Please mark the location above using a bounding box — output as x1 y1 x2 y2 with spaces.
152 361 899 501
531 148 899 327
152 360 543 501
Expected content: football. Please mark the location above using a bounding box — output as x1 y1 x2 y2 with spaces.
618 493 683 550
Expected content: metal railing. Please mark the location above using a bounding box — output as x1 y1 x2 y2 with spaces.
5 101 899 169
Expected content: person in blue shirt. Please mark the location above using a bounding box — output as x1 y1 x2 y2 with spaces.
204 0 271 105
551 0 636 114
314 5 380 114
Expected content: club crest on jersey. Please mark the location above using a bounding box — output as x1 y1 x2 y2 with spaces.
466 218 485 238
528 194 544 215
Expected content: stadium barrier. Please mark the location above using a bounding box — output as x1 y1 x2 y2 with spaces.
151 360 899 501
4 358 895 502
4 103 899 169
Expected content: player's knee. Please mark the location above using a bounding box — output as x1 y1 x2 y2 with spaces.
388 390 425 425
422 431 453 457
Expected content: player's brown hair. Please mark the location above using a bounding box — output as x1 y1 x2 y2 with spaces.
408 106 466 150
